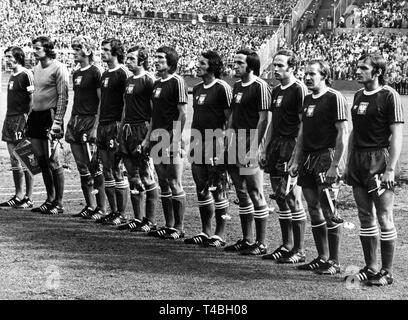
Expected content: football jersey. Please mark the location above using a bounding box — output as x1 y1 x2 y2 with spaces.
100 65 132 122
151 73 188 132
270 79 307 138
302 88 348 153
6 68 34 116
351 86 404 149
231 77 271 131
72 64 101 116
123 72 155 123
192 79 232 135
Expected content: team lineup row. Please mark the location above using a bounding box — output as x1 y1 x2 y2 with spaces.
1 35 403 288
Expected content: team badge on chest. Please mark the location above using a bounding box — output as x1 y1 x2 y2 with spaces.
8 81 14 90
126 84 134 94
234 92 243 103
103 78 109 88
357 102 369 115
198 94 206 105
275 96 283 108
153 88 162 98
74 76 82 86
305 105 315 117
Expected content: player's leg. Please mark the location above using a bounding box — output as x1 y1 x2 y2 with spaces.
113 154 129 218
71 142 96 217
368 190 396 286
185 163 213 244
210 166 229 246
139 156 159 230
49 138 65 213
8 142 24 201
89 149 107 216
315 183 342 274
224 164 253 252
31 138 55 211
166 160 186 239
240 168 269 255
100 149 117 214
297 184 329 271
123 155 144 223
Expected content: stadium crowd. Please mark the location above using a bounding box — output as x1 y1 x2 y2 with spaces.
0 0 274 75
293 31 408 94
354 0 408 29
67 0 296 20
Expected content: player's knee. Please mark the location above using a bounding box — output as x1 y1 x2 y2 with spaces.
377 213 395 230
248 189 265 207
76 162 90 176
168 179 183 194
275 198 290 211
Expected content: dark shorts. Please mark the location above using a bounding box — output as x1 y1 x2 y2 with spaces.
298 149 337 189
2 114 27 143
25 109 54 139
65 114 97 144
96 121 120 151
347 148 389 189
264 136 296 176
118 121 149 156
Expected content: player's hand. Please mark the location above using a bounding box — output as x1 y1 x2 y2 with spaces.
258 150 267 169
288 162 299 177
381 169 395 189
89 126 97 143
325 165 339 185
49 121 63 140
141 138 150 153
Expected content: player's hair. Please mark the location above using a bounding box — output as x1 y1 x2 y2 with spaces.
156 46 179 74
308 59 332 87
101 38 125 64
4 46 25 67
71 36 95 62
201 50 224 78
32 36 56 59
236 48 260 76
274 49 298 69
127 45 149 70
358 53 387 85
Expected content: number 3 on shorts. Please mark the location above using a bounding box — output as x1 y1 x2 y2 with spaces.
15 131 23 141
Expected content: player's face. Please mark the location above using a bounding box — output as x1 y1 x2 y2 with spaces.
304 63 325 90
72 45 85 63
154 52 169 73
273 55 292 81
101 43 113 63
126 51 139 72
233 54 248 78
196 56 210 77
33 41 47 61
356 61 375 84
4 52 18 69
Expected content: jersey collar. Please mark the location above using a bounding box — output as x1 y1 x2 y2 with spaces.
203 79 217 89
280 80 296 90
133 71 147 79
160 74 175 82
241 76 257 87
80 65 92 71
363 86 383 96
108 65 121 72
311 88 329 99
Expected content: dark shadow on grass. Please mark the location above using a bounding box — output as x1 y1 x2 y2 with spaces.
0 210 340 285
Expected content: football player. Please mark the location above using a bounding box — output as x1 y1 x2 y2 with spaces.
0 46 34 209
260 49 308 263
184 50 232 247
345 53 403 286
289 59 348 275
